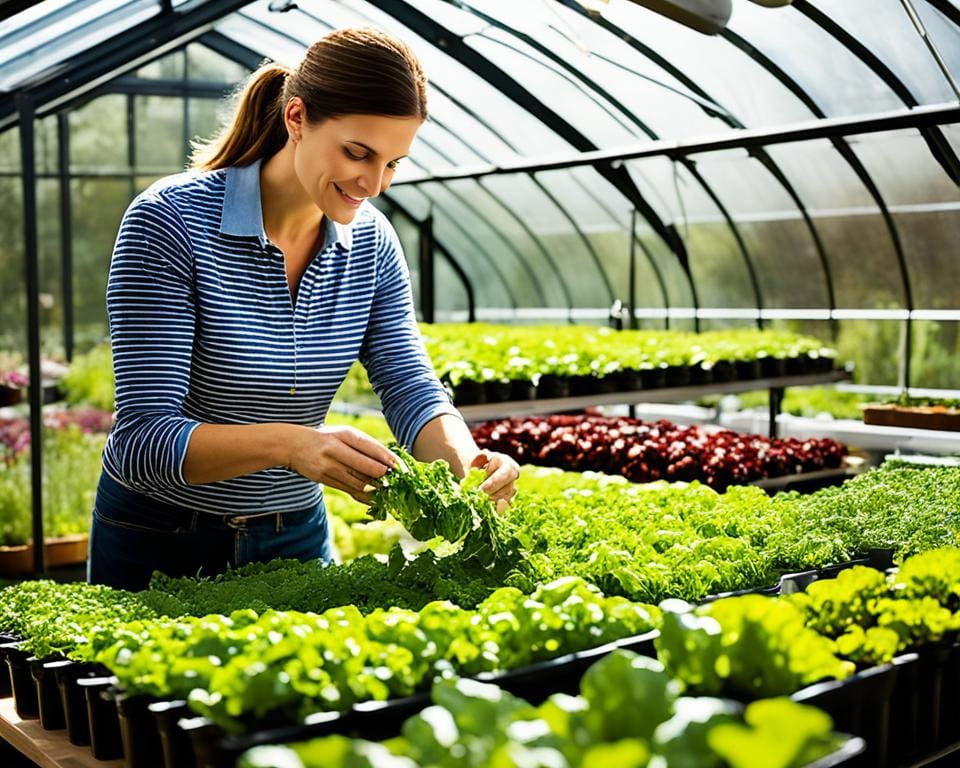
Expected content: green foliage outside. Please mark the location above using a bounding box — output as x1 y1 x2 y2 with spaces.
0 426 104 546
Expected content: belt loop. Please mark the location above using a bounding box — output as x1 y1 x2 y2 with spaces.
276 512 282 533
190 511 199 530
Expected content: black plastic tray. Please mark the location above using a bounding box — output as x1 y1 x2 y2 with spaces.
49 659 106 746
78 675 124 760
2 641 38 718
181 630 658 768
791 660 897 768
117 691 165 768
30 655 66 730
778 549 895 595
148 699 194 768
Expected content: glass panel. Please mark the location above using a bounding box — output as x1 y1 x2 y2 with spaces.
850 129 959 206
689 149 829 309
35 115 59 176
424 90 516 162
37 179 63 355
625 156 684 228
391 209 422 311
763 139 908 309
187 97 226 160
729 2 903 116
394 200 471 319
807 0 956 105
600 0 814 128
635 226 695 328
295 0 576 158
135 96 183 172
464 28 641 147
388 185 510 311
0 126 19 172
433 254 470 317
911 319 959 389
422 180 547 308
893 207 960 313
70 94 128 172
945 123 960 160
834 319 906 386
473 0 734 139
0 0 159 91
628 157 755 308
214 14 306 68
913 2 960 87
0 175 25 348
415 121 486 170
446 177 570 308
846 128 960 309
186 42 249 82
136 48 185 80
535 167 628 307
72 177 129 342
482 172 608 308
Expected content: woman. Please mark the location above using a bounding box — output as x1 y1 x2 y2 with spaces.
88 27 519 591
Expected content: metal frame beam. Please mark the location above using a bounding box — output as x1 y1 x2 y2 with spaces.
394 102 960 182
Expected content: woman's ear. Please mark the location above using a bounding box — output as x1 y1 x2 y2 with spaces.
284 96 304 144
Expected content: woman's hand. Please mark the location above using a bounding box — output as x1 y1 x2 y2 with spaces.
289 425 397 503
470 450 520 512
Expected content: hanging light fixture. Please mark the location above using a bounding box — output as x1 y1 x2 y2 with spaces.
578 0 792 35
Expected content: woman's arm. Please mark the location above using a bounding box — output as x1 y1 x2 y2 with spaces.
182 422 397 502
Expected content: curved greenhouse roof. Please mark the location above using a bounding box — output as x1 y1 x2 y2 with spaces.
1 0 959 388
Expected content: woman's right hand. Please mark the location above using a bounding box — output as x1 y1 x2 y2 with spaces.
289 425 397 504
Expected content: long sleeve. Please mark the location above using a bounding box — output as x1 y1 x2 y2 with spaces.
359 219 461 449
102 193 202 493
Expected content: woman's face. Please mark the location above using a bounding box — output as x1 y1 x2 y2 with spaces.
287 100 421 224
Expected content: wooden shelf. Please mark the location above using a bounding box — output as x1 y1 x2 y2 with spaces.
0 696 123 768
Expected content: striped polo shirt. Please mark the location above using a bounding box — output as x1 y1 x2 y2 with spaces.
102 159 460 515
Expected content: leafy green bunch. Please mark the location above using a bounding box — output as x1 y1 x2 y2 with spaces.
239 649 842 768
0 579 156 660
786 550 960 665
369 444 529 575
655 595 854 700
85 577 658 732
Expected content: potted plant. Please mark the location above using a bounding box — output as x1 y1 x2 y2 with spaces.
0 421 106 575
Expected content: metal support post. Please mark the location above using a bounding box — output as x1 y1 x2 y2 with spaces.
768 386 784 439
16 92 46 575
58 112 74 361
419 214 435 324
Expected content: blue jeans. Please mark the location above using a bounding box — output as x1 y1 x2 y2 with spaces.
87 472 332 591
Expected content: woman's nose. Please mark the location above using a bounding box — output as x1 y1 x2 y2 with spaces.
357 166 386 197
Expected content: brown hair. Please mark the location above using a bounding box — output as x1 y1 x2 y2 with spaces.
192 27 428 171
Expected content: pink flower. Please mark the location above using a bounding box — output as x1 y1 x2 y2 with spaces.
2 371 28 389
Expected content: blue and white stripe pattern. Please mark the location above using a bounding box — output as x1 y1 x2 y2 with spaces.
102 159 460 515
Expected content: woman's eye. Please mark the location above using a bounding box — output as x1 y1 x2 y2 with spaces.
387 159 400 171
345 148 367 161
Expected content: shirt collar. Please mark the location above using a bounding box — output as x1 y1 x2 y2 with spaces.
221 159 353 251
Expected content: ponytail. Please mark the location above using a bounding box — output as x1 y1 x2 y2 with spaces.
191 63 290 171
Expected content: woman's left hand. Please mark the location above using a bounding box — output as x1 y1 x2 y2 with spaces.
470 450 519 512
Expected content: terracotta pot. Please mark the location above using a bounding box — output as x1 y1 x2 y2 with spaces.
0 533 89 576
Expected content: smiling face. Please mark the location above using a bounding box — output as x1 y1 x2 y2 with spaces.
285 99 421 225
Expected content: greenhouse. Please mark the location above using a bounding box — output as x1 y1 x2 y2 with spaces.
1 0 960 766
